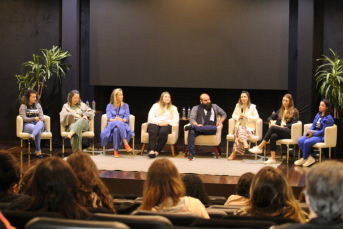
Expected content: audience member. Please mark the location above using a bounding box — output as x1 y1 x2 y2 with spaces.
181 174 211 207
138 158 209 218
225 172 254 206
24 157 89 219
0 151 21 202
18 165 37 195
235 167 306 223
274 161 343 229
67 151 116 213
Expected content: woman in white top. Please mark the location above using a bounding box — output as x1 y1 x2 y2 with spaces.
147 92 179 158
228 91 259 160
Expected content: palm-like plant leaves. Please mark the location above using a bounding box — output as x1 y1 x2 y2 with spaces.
315 49 343 118
15 46 71 101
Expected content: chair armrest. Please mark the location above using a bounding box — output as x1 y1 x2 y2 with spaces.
101 114 107 132
303 123 312 134
171 124 179 139
141 123 148 135
44 115 51 132
89 118 94 132
228 118 235 135
255 118 263 140
16 115 23 137
291 121 302 142
129 114 135 132
324 125 337 147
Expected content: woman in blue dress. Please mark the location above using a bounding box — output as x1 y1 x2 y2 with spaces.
294 99 334 167
100 88 134 157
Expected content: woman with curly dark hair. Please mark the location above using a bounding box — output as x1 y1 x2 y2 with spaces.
25 157 89 219
225 172 254 206
19 89 45 158
294 99 334 167
235 167 307 223
181 174 211 207
66 151 115 213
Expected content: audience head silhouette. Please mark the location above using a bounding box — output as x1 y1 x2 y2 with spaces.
182 174 211 207
242 166 306 223
236 172 255 198
0 151 20 195
26 157 88 219
67 151 115 213
305 160 343 221
139 158 185 210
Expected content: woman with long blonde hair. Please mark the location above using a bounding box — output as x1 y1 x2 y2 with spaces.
235 167 307 223
146 92 179 158
139 158 209 218
100 88 134 158
249 94 299 164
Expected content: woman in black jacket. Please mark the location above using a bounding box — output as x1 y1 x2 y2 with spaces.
249 94 299 164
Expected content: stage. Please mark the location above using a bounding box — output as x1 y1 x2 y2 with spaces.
2 141 310 199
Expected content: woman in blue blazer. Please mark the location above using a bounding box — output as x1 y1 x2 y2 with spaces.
295 99 334 167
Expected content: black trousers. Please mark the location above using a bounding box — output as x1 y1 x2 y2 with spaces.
263 126 291 151
148 124 172 153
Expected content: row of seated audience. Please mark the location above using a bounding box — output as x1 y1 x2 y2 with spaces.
20 88 334 166
1 149 343 228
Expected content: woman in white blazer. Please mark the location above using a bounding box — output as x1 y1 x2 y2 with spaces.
228 91 259 160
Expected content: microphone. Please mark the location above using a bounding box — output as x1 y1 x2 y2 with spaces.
241 106 243 114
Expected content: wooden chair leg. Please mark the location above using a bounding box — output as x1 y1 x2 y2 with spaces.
50 138 52 157
286 144 289 164
319 148 322 162
132 137 135 154
329 147 331 160
92 137 94 156
184 147 189 157
214 146 219 159
280 144 283 159
170 145 175 157
103 146 106 155
62 138 65 155
141 143 146 156
226 140 229 159
217 146 221 155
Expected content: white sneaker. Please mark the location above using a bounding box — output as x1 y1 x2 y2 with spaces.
264 158 276 164
302 156 316 167
249 146 263 154
294 158 306 166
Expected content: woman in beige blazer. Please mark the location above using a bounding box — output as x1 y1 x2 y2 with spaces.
228 91 259 160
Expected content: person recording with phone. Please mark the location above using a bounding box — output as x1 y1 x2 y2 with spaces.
228 91 259 160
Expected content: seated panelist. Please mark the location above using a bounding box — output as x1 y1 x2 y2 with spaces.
184 93 227 161
294 99 334 167
100 88 134 158
60 90 95 153
147 92 179 158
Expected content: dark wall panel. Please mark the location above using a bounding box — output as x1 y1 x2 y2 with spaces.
0 0 61 141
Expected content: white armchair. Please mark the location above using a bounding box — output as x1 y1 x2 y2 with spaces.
16 115 52 156
101 114 135 155
274 121 302 164
226 118 263 159
303 124 337 161
61 118 95 155
184 115 222 159
141 122 179 157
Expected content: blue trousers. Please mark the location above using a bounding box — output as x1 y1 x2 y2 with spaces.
108 121 128 150
187 124 217 155
298 135 322 159
24 121 45 152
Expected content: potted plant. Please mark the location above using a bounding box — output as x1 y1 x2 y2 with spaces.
15 46 71 101
315 48 343 157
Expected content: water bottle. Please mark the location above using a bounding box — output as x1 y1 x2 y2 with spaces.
272 110 275 115
187 107 191 119
92 100 96 111
182 107 186 119
85 100 89 107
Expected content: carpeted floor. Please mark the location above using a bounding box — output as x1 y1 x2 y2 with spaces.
82 148 281 176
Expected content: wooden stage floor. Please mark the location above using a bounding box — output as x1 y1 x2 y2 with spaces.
2 140 328 199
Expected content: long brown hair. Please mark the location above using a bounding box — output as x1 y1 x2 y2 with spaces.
244 167 306 223
67 90 81 106
158 91 173 114
21 89 38 105
139 158 185 210
66 151 115 213
26 157 89 219
237 91 252 108
278 94 298 122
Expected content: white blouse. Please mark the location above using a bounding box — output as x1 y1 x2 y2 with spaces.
232 103 259 131
148 103 179 126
